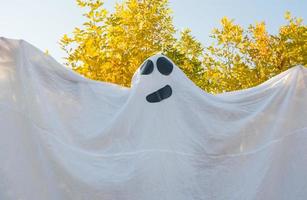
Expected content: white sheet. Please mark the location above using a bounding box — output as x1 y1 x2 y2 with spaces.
0 37 306 200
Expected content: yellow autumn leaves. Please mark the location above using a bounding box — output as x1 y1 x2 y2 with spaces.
60 0 306 93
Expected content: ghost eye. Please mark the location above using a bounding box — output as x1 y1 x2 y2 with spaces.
156 57 173 75
140 60 154 75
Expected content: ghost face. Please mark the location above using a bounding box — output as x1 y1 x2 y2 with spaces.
140 56 174 103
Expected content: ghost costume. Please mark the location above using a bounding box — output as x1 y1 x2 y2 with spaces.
0 37 307 200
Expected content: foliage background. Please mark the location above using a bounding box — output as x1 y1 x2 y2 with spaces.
60 0 306 93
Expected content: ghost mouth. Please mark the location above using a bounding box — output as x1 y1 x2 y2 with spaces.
146 85 172 103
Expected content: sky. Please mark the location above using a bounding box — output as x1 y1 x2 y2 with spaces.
0 0 306 64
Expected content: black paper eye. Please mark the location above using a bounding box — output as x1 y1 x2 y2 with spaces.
156 57 173 75
146 85 172 103
140 60 154 75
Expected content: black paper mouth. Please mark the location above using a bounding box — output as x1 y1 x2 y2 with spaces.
146 85 172 103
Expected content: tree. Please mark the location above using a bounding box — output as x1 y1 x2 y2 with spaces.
202 13 306 93
60 0 176 87
165 29 206 89
61 1 306 93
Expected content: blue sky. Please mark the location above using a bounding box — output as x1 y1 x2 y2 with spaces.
0 0 306 63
